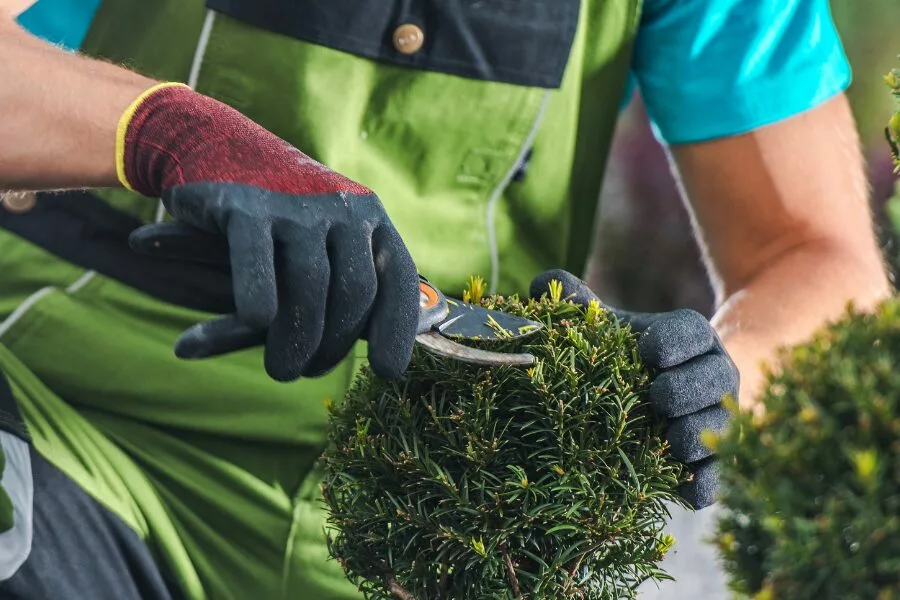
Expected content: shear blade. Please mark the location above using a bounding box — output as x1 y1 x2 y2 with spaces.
415 332 535 366
438 301 544 341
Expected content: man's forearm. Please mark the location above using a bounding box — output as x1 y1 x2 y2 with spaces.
0 16 157 189
666 94 893 415
712 240 891 413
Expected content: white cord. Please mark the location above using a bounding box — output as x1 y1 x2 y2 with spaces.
154 9 217 224
485 91 552 294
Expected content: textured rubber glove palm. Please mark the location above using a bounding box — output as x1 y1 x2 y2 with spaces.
530 270 739 509
120 83 419 382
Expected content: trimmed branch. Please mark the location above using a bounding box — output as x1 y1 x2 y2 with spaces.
386 574 416 600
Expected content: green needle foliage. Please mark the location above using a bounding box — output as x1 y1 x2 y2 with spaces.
321 282 687 600
887 61 900 172
713 298 900 600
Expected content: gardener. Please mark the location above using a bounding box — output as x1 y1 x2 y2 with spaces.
0 0 890 598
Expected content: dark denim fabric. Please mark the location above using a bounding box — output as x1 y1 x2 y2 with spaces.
0 191 236 315
0 448 180 600
206 0 581 88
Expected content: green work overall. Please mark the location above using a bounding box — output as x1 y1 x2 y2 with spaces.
0 1 640 597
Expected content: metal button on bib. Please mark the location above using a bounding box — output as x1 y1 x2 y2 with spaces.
392 23 424 55
1 192 37 214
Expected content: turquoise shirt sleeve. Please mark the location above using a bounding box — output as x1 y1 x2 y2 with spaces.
16 0 102 50
627 0 852 144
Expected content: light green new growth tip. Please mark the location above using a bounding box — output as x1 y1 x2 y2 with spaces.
886 64 900 172
462 275 487 305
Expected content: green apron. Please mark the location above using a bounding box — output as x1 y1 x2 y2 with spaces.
0 1 640 598
83 0 640 296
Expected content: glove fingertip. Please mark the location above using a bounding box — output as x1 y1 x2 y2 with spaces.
174 330 212 359
528 269 568 299
127 227 158 255
230 227 279 330
667 405 730 464
263 352 304 383
367 298 416 380
302 361 343 379
528 269 598 304
367 229 419 380
678 457 720 510
174 316 268 360
368 347 413 381
637 310 717 369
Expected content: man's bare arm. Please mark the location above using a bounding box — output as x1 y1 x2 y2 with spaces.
0 13 156 189
3 1 34 17
671 93 892 411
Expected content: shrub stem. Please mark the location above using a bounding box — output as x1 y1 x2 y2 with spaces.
502 548 522 599
386 574 416 600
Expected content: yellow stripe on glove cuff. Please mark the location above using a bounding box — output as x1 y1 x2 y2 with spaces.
115 82 191 193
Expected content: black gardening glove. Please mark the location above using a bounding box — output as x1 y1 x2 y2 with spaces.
530 270 739 509
121 84 419 382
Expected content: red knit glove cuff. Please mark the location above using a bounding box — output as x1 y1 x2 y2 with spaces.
116 82 371 198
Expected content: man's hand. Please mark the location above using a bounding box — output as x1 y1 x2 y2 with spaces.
530 269 738 509
0 24 418 382
123 84 419 382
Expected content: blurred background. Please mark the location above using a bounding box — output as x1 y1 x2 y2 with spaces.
586 1 900 314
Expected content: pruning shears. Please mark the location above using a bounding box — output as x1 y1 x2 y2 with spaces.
125 219 543 366
415 277 543 366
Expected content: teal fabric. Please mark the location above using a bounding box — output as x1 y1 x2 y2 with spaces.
625 0 852 143
16 0 101 48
